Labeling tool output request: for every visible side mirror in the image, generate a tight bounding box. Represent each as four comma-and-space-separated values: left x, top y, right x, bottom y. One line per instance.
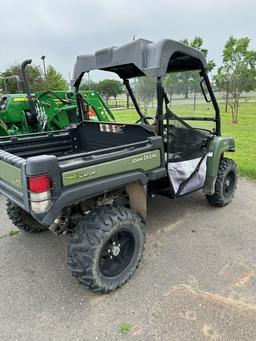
200, 79, 212, 103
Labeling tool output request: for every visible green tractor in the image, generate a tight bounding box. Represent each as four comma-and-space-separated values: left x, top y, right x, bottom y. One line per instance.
0, 60, 115, 136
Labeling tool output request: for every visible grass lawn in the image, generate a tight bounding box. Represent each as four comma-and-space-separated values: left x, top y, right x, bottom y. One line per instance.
113, 102, 256, 180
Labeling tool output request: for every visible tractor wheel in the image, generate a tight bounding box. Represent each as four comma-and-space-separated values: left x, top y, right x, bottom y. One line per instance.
6, 200, 48, 233
206, 158, 237, 207
68, 205, 145, 293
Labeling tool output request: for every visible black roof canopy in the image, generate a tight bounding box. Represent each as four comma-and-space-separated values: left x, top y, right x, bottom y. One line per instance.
72, 38, 208, 86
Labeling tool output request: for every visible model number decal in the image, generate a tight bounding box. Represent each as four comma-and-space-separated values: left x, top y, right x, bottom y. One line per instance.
65, 169, 96, 182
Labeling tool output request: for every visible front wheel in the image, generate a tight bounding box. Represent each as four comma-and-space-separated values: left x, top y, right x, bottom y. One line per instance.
206, 157, 237, 207
68, 206, 145, 292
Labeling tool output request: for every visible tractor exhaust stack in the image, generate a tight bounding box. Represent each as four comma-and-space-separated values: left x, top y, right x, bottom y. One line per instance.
21, 59, 38, 128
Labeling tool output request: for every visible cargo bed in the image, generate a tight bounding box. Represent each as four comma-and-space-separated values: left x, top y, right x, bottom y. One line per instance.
0, 121, 155, 158
0, 121, 166, 225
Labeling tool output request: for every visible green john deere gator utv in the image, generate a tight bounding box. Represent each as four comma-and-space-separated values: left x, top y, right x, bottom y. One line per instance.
0, 60, 115, 136
0, 38, 238, 292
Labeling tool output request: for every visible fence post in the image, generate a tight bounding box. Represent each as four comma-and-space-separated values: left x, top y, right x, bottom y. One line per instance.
169, 92, 173, 107
126, 93, 129, 108
225, 88, 229, 113
193, 86, 197, 111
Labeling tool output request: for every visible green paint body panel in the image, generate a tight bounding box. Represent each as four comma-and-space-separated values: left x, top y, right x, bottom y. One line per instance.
0, 90, 115, 136
82, 91, 116, 121
0, 160, 22, 189
62, 150, 161, 187
206, 136, 235, 177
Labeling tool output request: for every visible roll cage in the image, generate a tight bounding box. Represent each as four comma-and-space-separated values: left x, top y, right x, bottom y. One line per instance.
72, 38, 221, 136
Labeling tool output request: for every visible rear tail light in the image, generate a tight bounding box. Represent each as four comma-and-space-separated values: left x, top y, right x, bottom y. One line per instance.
28, 175, 52, 213
29, 176, 51, 192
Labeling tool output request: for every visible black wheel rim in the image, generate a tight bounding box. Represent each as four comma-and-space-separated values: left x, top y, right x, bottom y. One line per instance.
223, 171, 235, 198
99, 229, 135, 277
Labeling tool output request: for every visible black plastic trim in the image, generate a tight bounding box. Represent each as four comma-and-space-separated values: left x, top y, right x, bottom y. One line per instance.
32, 171, 148, 225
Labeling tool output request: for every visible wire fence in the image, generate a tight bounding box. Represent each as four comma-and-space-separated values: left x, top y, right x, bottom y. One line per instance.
107, 80, 256, 112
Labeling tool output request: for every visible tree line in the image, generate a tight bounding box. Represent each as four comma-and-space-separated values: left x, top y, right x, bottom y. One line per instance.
214, 36, 256, 123
1, 35, 256, 123
0, 64, 67, 93
135, 36, 256, 123
80, 79, 123, 100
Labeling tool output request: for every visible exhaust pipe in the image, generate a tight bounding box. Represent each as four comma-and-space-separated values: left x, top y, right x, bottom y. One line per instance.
21, 59, 38, 122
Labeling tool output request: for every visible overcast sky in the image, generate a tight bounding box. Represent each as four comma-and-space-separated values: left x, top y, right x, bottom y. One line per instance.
0, 0, 255, 81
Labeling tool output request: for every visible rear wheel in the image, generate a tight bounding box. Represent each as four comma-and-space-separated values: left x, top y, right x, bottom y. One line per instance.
206, 158, 237, 207
6, 200, 48, 232
68, 206, 145, 292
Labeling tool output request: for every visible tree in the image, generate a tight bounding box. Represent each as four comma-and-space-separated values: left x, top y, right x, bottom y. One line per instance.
0, 63, 67, 93
0, 64, 44, 93
184, 37, 216, 72
97, 79, 123, 99
214, 36, 256, 123
135, 76, 155, 114
44, 65, 67, 90
79, 80, 100, 92
165, 37, 216, 99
